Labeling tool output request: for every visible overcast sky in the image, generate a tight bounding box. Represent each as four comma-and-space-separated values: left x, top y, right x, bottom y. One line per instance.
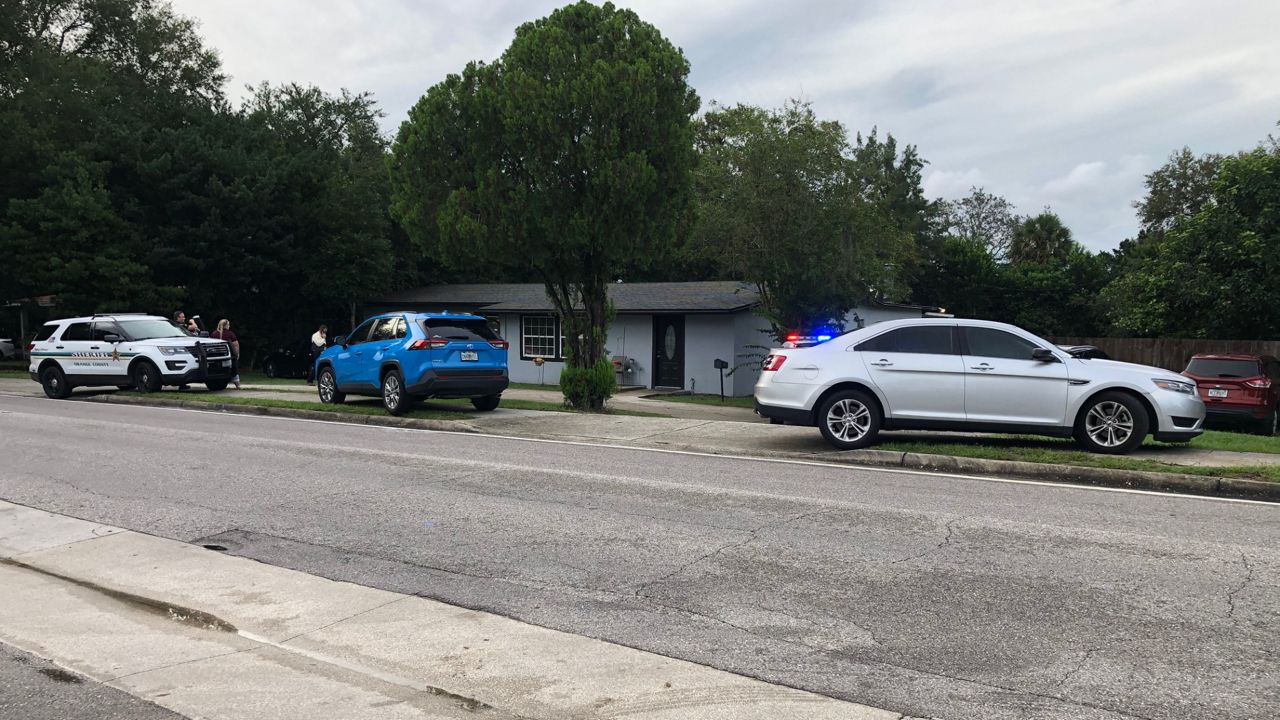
169, 0, 1279, 251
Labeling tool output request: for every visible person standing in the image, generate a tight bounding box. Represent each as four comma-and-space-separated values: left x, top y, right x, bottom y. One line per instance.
307, 324, 328, 385
211, 319, 241, 390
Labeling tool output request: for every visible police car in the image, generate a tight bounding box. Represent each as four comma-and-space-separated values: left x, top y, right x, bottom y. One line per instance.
28, 314, 235, 399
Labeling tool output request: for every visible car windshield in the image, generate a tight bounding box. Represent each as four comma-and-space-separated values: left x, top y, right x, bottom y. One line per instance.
1185, 358, 1260, 378
117, 319, 190, 341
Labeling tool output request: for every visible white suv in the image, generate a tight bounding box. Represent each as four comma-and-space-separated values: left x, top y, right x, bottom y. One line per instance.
754, 319, 1205, 455
28, 314, 235, 399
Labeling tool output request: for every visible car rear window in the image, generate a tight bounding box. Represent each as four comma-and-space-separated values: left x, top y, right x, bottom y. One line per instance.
33, 325, 57, 342
421, 319, 497, 341
1185, 358, 1261, 378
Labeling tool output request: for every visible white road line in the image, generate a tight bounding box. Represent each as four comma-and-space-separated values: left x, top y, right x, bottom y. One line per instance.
2, 392, 1277, 508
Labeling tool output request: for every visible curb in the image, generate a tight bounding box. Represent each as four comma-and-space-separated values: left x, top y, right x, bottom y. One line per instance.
72, 393, 1280, 503
76, 393, 481, 435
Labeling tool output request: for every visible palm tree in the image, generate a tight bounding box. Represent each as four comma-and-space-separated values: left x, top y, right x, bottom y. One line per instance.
1009, 211, 1074, 265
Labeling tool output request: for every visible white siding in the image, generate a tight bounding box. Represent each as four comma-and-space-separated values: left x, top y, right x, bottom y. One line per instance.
605, 314, 652, 388
683, 314, 737, 396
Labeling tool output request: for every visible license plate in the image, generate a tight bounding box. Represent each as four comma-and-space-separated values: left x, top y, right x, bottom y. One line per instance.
460, 351, 478, 362
1208, 388, 1228, 398
220, 360, 231, 368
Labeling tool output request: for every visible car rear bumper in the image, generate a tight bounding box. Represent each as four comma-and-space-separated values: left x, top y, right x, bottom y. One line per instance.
1204, 404, 1269, 419
754, 399, 812, 425
408, 369, 508, 398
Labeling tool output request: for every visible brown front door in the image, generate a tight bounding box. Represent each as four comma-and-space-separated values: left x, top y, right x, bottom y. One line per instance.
653, 315, 684, 388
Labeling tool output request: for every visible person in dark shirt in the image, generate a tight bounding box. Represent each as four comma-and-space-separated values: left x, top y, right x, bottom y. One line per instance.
211, 319, 241, 390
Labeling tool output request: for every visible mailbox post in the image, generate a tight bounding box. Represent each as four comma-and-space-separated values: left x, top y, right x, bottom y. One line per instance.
713, 358, 729, 401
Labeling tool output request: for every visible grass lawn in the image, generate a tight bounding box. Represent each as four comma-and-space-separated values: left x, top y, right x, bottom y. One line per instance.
0, 369, 29, 379
876, 434, 1280, 483
114, 389, 669, 419
1187, 429, 1280, 454
644, 393, 755, 409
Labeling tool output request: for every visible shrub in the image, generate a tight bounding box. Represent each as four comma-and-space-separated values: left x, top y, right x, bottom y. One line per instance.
559, 359, 617, 411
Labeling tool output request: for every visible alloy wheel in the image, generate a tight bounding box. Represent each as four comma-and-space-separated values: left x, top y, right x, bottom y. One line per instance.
1085, 401, 1134, 448
319, 371, 335, 402
825, 398, 871, 443
383, 374, 401, 410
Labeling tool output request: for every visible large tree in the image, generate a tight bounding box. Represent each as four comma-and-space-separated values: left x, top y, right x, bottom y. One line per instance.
1105, 143, 1280, 338
940, 187, 1018, 260
1134, 147, 1222, 235
691, 100, 910, 340
390, 1, 699, 409
1008, 210, 1074, 265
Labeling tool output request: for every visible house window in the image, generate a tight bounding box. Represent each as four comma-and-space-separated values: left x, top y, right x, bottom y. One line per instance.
521, 315, 562, 360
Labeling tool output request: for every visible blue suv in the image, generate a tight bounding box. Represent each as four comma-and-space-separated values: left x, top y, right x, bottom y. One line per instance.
315, 312, 509, 415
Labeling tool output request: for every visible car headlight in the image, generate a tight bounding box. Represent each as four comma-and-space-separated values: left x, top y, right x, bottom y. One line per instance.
1152, 378, 1194, 394
159, 346, 193, 356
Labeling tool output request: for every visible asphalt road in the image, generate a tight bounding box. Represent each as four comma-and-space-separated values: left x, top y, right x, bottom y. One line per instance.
0, 641, 186, 720
0, 394, 1276, 720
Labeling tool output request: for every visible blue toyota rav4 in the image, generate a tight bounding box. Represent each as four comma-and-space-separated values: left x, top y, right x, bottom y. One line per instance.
315, 312, 509, 415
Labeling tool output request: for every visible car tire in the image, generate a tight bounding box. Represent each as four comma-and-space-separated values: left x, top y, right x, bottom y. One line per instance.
816, 389, 881, 450
264, 361, 277, 378
471, 394, 501, 412
131, 360, 162, 394
1075, 392, 1149, 455
40, 365, 72, 400
381, 370, 410, 416
317, 367, 344, 404
1258, 406, 1279, 437
205, 379, 228, 392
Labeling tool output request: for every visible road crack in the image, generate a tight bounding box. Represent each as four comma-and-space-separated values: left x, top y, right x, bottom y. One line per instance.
890, 517, 962, 565
1225, 552, 1255, 620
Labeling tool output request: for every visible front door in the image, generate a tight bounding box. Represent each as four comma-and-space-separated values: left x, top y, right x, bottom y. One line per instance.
960, 326, 1070, 426
855, 324, 965, 420
653, 315, 685, 389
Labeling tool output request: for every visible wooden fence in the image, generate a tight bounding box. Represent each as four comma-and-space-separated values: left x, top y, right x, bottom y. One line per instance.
1049, 336, 1280, 372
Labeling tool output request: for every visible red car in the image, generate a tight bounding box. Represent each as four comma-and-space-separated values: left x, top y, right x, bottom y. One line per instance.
1182, 353, 1280, 435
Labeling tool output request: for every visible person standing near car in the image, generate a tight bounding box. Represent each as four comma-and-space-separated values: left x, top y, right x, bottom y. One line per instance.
307, 324, 327, 385
211, 319, 241, 390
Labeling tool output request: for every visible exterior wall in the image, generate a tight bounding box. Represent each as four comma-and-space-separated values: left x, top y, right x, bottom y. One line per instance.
605, 314, 653, 388
731, 312, 773, 396
683, 314, 738, 396
497, 312, 564, 386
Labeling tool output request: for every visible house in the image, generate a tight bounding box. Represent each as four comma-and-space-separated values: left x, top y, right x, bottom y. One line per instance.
366, 282, 938, 396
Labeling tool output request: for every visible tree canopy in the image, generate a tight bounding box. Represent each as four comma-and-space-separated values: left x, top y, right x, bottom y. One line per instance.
390, 1, 699, 407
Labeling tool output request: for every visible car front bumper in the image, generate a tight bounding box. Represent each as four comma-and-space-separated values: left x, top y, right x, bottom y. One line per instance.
162, 356, 235, 385
1149, 391, 1206, 441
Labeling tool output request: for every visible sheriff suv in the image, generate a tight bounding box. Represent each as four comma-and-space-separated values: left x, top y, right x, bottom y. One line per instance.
28, 314, 235, 398
315, 311, 509, 415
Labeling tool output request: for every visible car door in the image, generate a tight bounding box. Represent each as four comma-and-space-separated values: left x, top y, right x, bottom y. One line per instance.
359, 317, 403, 387
854, 324, 965, 421
334, 319, 375, 389
90, 320, 130, 382
56, 321, 95, 381
961, 326, 1069, 426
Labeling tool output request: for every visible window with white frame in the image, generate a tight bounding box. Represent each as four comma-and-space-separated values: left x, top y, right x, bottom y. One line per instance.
521, 315, 562, 360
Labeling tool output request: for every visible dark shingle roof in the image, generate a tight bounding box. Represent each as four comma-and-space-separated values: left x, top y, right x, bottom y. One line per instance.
371, 282, 760, 314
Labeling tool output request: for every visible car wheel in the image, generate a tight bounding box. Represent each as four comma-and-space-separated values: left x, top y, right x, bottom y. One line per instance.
317, 367, 345, 404
817, 389, 881, 450
381, 370, 410, 416
205, 379, 228, 392
131, 361, 162, 394
40, 365, 72, 400
471, 394, 501, 412
1075, 392, 1149, 455
264, 361, 277, 378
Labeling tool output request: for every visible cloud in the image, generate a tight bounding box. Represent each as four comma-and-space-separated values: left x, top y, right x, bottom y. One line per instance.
167, 0, 1280, 250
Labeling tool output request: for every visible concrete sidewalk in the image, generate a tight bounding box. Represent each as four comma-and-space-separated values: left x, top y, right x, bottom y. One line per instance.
0, 501, 898, 720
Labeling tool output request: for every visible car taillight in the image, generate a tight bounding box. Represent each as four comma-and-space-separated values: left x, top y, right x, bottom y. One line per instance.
490, 340, 509, 349
1245, 377, 1272, 389
26, 343, 34, 351
408, 338, 450, 350
785, 333, 799, 342
762, 355, 786, 371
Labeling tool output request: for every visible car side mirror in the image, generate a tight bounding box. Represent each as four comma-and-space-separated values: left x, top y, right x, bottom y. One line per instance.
334, 335, 347, 347
103, 334, 121, 343
1032, 348, 1061, 363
